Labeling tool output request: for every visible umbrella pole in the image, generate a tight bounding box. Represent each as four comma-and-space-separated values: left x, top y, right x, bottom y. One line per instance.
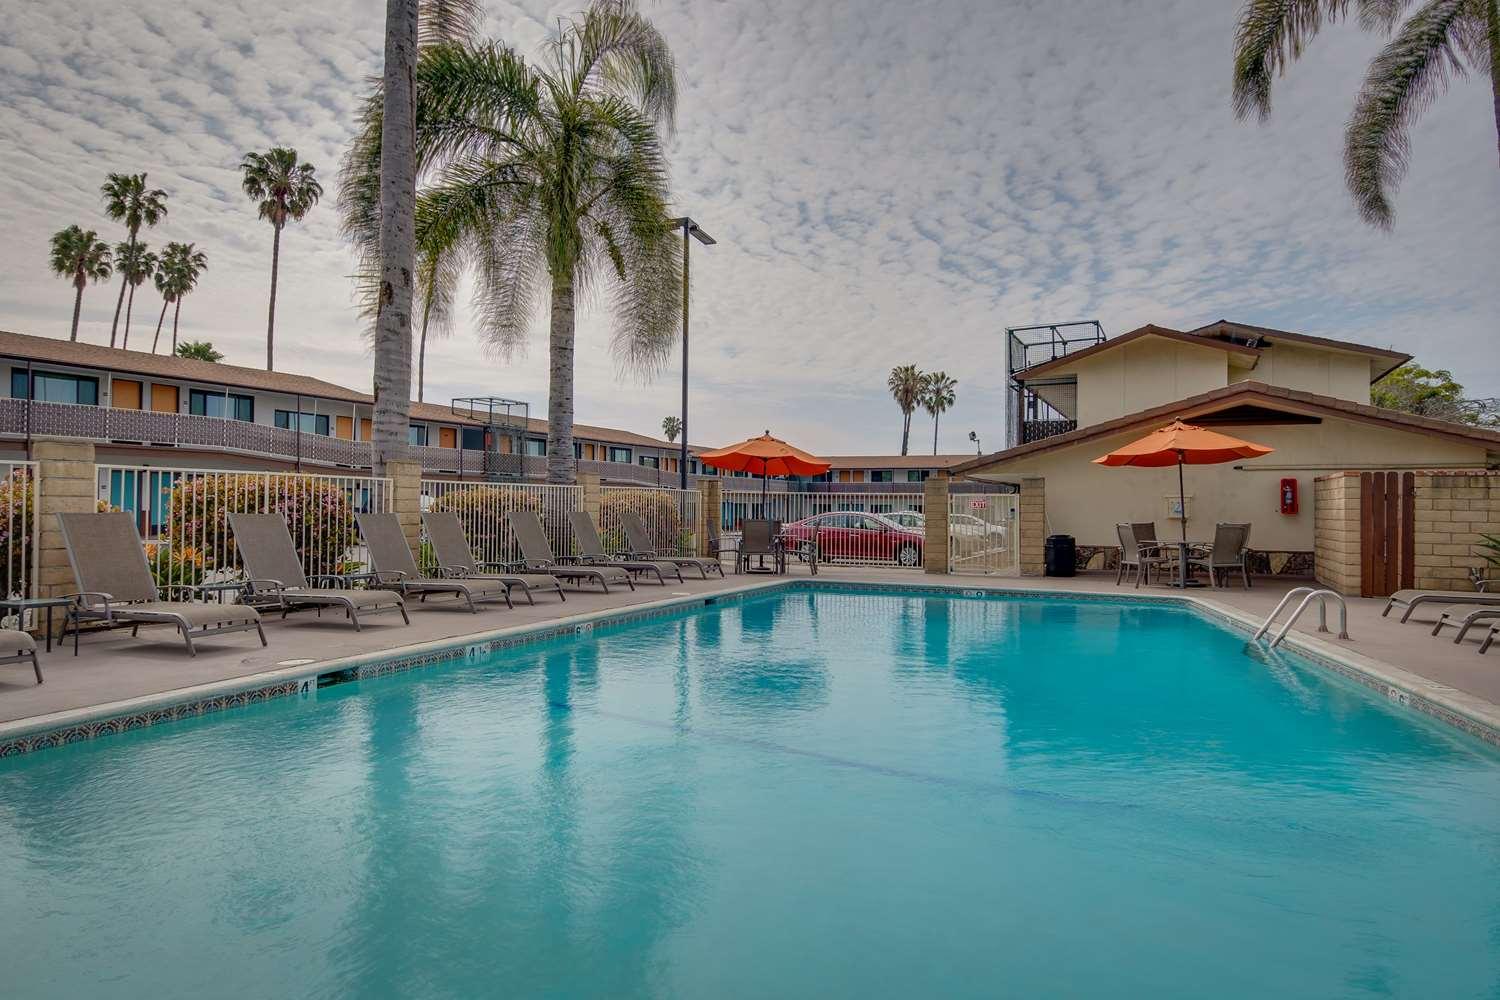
1177, 451, 1188, 587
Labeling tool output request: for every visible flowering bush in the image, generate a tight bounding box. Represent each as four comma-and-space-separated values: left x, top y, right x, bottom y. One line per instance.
0, 468, 34, 598
163, 474, 359, 578
144, 543, 207, 590
428, 485, 556, 564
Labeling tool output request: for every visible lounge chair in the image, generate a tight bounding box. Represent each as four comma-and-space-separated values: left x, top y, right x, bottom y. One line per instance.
1116, 522, 1168, 588
56, 511, 266, 657
421, 511, 566, 604
1383, 588, 1500, 624
356, 512, 512, 612
621, 510, 724, 578
1430, 605, 1500, 645
1482, 625, 1496, 655
736, 519, 784, 574
506, 511, 634, 593
1184, 522, 1252, 589
567, 511, 681, 585
0, 629, 41, 684
228, 513, 409, 630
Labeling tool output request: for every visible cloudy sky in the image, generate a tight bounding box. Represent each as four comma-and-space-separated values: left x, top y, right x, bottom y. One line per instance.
0, 0, 1495, 455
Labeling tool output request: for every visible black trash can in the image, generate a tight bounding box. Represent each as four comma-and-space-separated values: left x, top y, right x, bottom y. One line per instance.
1044, 534, 1076, 577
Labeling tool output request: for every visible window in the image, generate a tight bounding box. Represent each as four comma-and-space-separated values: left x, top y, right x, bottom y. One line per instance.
274, 410, 330, 435
869, 470, 894, 483
12, 369, 99, 405
189, 389, 253, 422
460, 427, 485, 450
638, 454, 659, 469
524, 438, 547, 457
905, 470, 929, 482
409, 424, 429, 446
607, 446, 632, 463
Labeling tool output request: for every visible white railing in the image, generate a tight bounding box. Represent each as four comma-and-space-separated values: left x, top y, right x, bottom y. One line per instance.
721, 490, 927, 568
97, 465, 392, 588
420, 479, 582, 568
599, 486, 702, 557
0, 461, 40, 613
948, 493, 1019, 575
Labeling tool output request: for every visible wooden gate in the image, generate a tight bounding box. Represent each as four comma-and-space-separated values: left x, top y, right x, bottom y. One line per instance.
1359, 471, 1414, 598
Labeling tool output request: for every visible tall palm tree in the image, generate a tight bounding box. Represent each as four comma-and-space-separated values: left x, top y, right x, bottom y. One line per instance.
888, 364, 925, 456
661, 415, 681, 442
49, 226, 112, 342
114, 241, 157, 350
921, 371, 957, 455
1232, 0, 1500, 228
100, 173, 168, 347
342, 0, 683, 483
240, 147, 323, 370
150, 242, 207, 354
413, 234, 461, 402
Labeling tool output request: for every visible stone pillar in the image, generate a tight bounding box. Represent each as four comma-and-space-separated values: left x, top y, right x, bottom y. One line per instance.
578, 471, 602, 523
1313, 472, 1361, 595
386, 460, 424, 557
35, 439, 98, 635
922, 474, 950, 574
699, 479, 722, 557
1019, 477, 1046, 577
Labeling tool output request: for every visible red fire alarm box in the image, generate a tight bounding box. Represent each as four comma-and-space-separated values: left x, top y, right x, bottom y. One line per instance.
1279, 478, 1298, 515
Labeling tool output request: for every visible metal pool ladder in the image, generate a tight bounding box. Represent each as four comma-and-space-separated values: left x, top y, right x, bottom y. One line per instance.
1253, 587, 1350, 648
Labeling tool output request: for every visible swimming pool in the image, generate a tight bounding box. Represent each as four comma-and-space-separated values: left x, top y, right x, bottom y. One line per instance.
2, 588, 1497, 998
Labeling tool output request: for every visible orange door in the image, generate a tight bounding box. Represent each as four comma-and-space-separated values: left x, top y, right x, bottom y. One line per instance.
359, 418, 372, 441
439, 426, 457, 448
335, 415, 353, 440
150, 384, 179, 413
112, 379, 142, 409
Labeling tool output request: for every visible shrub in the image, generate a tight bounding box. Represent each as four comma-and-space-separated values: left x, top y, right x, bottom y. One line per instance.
144, 543, 207, 590
599, 489, 689, 556
0, 468, 34, 597
163, 473, 360, 578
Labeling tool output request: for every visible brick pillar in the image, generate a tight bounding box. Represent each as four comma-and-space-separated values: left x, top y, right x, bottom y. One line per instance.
35, 439, 98, 635
1412, 471, 1500, 591
923, 474, 950, 574
1019, 477, 1046, 577
699, 479, 722, 557
1313, 472, 1361, 595
578, 471, 601, 523
387, 460, 423, 556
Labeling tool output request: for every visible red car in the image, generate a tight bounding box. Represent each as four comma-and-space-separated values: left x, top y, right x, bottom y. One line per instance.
778, 511, 924, 567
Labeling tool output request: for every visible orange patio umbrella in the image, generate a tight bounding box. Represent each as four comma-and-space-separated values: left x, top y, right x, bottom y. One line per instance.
1094, 419, 1273, 585
697, 430, 832, 505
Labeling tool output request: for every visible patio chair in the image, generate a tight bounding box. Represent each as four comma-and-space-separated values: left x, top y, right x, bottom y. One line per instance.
736, 519, 784, 574
621, 510, 725, 578
567, 511, 680, 585
507, 511, 634, 593
0, 629, 41, 684
356, 513, 512, 612
1483, 625, 1496, 655
1184, 522, 1253, 589
1429, 605, 1500, 645
228, 513, 409, 630
1115, 522, 1168, 588
1383, 588, 1500, 624
56, 511, 266, 657
421, 512, 566, 604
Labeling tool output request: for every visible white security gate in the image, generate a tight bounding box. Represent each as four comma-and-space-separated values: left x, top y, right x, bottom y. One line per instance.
948, 493, 1019, 574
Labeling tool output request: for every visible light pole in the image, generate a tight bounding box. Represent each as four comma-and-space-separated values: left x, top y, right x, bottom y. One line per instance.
670, 216, 715, 490
968, 429, 981, 455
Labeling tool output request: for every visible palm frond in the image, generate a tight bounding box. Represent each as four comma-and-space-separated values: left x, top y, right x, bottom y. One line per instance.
1233, 0, 1360, 120
556, 0, 677, 130
419, 0, 483, 48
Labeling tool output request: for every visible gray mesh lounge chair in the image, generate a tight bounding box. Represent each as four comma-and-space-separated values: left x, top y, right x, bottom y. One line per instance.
1483, 625, 1496, 655
568, 511, 680, 585
228, 513, 409, 629
1430, 605, 1500, 645
1116, 522, 1169, 588
507, 511, 633, 593
621, 511, 724, 578
1184, 522, 1252, 589
1383, 586, 1500, 623
56, 511, 266, 657
0, 629, 41, 684
356, 513, 511, 612
736, 519, 783, 574
421, 512, 566, 604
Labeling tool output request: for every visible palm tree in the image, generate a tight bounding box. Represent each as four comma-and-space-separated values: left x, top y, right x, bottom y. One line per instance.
100, 173, 168, 347
240, 147, 323, 370
176, 340, 224, 362
661, 415, 682, 442
1232, 0, 1500, 228
887, 364, 925, 455
114, 241, 157, 350
920, 371, 957, 455
413, 234, 461, 402
49, 226, 112, 342
342, 0, 682, 483
150, 242, 207, 353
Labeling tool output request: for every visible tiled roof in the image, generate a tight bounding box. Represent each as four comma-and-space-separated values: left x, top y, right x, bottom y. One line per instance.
817, 455, 975, 469
1186, 320, 1411, 380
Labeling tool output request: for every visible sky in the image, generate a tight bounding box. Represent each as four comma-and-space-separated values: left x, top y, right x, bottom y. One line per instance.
0, 0, 1495, 456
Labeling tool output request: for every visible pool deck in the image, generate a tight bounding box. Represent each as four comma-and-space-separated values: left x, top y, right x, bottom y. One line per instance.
2, 566, 1496, 746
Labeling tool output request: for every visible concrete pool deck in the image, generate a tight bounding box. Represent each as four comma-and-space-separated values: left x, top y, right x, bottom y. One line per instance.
1, 566, 1496, 749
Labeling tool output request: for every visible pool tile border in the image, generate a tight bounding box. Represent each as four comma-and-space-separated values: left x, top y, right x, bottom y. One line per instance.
2, 576, 1497, 757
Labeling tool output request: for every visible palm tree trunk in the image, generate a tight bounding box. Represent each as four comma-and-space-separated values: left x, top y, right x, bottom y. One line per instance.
900, 411, 909, 456
266, 223, 282, 370
933, 413, 940, 455
1488, 0, 1500, 169
122, 283, 136, 350
109, 274, 128, 347
171, 297, 182, 352
371, 0, 419, 477
69, 277, 84, 342
546, 278, 577, 484
152, 298, 169, 353
417, 290, 433, 403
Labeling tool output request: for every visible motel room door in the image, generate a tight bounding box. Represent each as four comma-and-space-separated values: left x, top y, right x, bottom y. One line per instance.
1359, 471, 1414, 598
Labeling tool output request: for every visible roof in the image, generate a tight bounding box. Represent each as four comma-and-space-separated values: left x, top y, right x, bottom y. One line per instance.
1187, 320, 1411, 381
953, 380, 1500, 474
818, 455, 974, 469
1013, 324, 1260, 382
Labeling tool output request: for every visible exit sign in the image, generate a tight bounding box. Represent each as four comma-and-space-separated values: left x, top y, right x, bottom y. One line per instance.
969, 498, 988, 510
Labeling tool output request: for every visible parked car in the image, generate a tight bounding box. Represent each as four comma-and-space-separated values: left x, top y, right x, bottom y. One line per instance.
886, 510, 924, 529
949, 512, 1006, 538
779, 511, 924, 567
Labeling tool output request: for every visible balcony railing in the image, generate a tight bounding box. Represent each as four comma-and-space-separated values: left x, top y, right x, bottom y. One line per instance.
1019, 418, 1077, 444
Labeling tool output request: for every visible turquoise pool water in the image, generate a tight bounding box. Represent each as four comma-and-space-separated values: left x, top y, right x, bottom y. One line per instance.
2, 589, 1498, 998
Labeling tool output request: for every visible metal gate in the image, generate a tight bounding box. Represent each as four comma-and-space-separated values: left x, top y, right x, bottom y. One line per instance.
948, 492, 1019, 574
720, 490, 927, 567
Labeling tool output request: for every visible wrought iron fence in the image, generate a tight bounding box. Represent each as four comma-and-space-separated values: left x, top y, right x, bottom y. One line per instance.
947, 493, 1019, 574
721, 490, 927, 568
419, 480, 582, 568
0, 461, 40, 615
599, 486, 702, 557
96, 465, 392, 589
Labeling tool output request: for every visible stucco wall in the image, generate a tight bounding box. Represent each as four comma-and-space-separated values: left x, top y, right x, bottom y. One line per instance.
967, 416, 1488, 553
1232, 344, 1370, 403
1072, 339, 1229, 427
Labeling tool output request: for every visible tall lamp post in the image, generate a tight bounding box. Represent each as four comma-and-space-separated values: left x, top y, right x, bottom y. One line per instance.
670, 216, 715, 490
968, 430, 981, 455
